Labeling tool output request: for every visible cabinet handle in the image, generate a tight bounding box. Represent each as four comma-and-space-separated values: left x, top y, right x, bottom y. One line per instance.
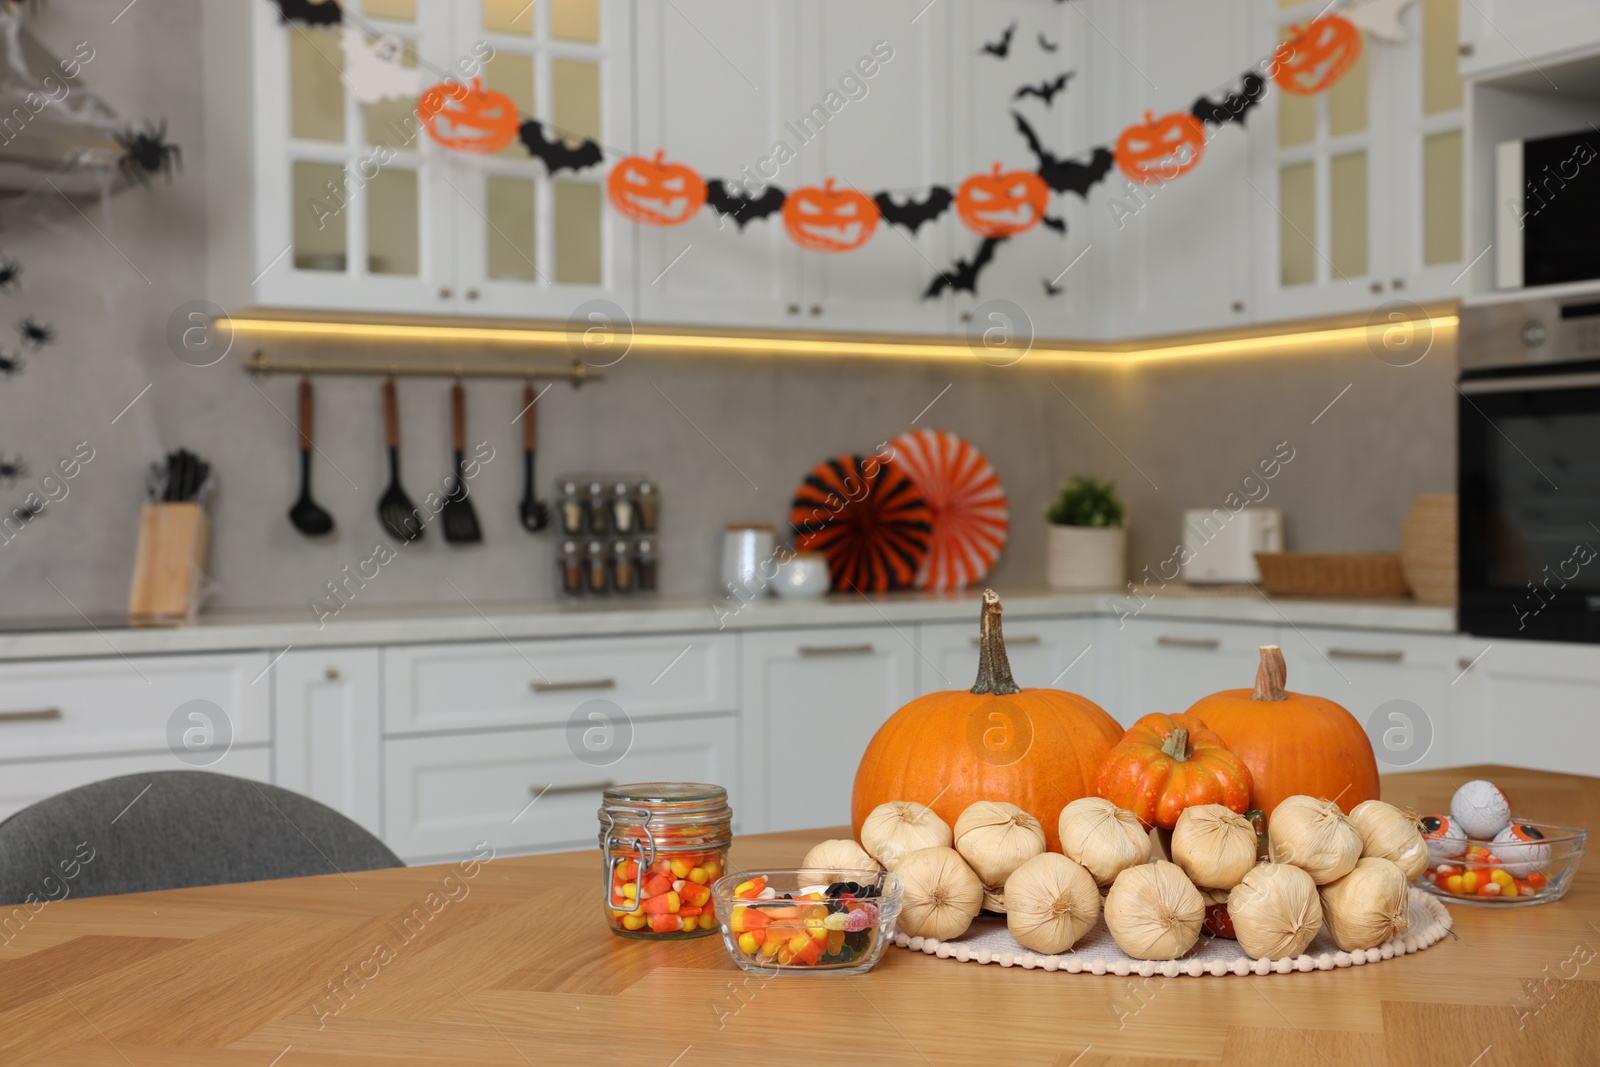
1156, 636, 1220, 650
786, 303, 801, 315
324, 666, 341, 681
531, 678, 618, 693
1231, 300, 1246, 314
809, 304, 822, 316
0, 707, 61, 723
1457, 657, 1477, 670
798, 643, 875, 657
972, 634, 1041, 646
1391, 278, 1405, 290
1327, 648, 1404, 663
466, 288, 480, 300
1369, 281, 1384, 294
1459, 42, 1475, 57
439, 286, 453, 299
532, 780, 615, 797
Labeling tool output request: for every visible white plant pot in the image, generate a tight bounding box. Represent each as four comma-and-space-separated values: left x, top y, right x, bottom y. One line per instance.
1045, 525, 1126, 590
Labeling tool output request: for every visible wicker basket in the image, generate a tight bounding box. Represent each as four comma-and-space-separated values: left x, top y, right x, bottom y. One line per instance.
1399, 494, 1458, 607
1254, 552, 1412, 599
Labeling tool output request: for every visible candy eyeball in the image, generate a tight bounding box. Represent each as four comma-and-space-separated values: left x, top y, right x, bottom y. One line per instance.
1419, 814, 1466, 863
1492, 823, 1552, 878
1450, 780, 1511, 840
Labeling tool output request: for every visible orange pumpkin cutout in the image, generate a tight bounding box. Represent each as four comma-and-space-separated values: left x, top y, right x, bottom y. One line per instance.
1273, 15, 1364, 96
782, 179, 879, 252
417, 78, 521, 154
608, 151, 707, 226
955, 164, 1051, 238
1095, 712, 1254, 830
1115, 110, 1207, 183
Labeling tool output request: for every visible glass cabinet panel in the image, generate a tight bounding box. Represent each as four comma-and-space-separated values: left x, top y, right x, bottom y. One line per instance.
484, 51, 535, 158
1423, 130, 1463, 266
290, 29, 345, 142
484, 0, 535, 36
487, 176, 538, 281
1329, 150, 1368, 280
552, 59, 601, 144
293, 161, 349, 271
367, 168, 420, 276
1422, 0, 1463, 115
1279, 162, 1317, 288
363, 0, 416, 21
361, 36, 421, 148
552, 0, 600, 42
1327, 46, 1368, 137
1279, 93, 1315, 149
554, 181, 602, 285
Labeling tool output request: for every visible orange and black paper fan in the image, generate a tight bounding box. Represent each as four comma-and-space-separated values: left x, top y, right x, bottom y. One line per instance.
790, 454, 932, 593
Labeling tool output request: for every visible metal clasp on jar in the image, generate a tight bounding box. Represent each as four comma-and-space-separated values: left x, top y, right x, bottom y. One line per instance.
599, 806, 656, 914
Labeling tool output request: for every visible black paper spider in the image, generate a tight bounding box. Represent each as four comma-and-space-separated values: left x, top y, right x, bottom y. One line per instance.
0, 350, 23, 377
9, 499, 42, 524
0, 455, 27, 488
0, 258, 20, 293
115, 119, 181, 186
16, 317, 52, 349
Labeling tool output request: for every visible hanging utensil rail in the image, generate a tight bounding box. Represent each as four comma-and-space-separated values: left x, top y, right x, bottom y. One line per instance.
241, 350, 603, 384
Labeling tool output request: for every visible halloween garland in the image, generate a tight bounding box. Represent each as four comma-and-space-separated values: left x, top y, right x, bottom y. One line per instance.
271, 0, 1370, 297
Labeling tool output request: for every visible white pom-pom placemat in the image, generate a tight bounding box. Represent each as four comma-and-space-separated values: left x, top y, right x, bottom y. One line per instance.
892, 887, 1451, 976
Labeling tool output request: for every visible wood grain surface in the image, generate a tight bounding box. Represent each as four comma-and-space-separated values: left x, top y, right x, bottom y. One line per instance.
0, 765, 1595, 1066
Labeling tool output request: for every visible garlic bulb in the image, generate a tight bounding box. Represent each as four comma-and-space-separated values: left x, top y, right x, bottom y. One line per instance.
1227, 863, 1323, 960
1059, 797, 1152, 887
1170, 804, 1258, 890
895, 846, 984, 941
954, 801, 1047, 888
1348, 800, 1429, 879
800, 838, 881, 881
1319, 857, 1411, 952
1004, 853, 1100, 955
1267, 795, 1363, 885
1103, 860, 1204, 960
860, 801, 953, 871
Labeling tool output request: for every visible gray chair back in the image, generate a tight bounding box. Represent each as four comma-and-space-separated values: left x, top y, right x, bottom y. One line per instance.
0, 771, 402, 907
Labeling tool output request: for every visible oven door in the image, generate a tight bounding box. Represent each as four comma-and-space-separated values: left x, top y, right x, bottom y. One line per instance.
1459, 366, 1600, 642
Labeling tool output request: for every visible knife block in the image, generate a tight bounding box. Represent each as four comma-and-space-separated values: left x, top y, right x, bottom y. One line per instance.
128, 502, 210, 626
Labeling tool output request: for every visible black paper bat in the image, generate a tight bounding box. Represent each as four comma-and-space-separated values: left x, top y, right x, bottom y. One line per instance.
16, 317, 53, 350
0, 258, 19, 293
273, 0, 343, 25
1011, 111, 1115, 198
1191, 71, 1267, 128
705, 179, 787, 229
924, 237, 1004, 299
518, 121, 603, 174
981, 22, 1017, 58
1014, 72, 1075, 106
1040, 215, 1066, 234
1043, 277, 1063, 296
1038, 33, 1059, 53
874, 188, 954, 234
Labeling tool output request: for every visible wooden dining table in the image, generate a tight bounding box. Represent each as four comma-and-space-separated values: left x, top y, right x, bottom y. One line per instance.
0, 764, 1596, 1066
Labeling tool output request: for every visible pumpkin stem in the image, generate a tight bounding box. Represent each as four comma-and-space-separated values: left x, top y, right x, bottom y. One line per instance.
1251, 644, 1288, 701
1160, 727, 1191, 762
970, 589, 1022, 696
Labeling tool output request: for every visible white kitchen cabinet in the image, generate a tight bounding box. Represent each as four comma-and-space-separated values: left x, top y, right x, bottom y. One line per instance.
1449, 638, 1600, 778
739, 626, 918, 832
1457, 0, 1600, 80
0, 748, 274, 824
273, 648, 383, 837
383, 712, 737, 862
1109, 618, 1280, 725
917, 617, 1100, 702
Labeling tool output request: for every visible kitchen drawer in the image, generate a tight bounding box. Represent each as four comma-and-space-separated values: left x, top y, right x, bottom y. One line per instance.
1111, 619, 1281, 726
383, 713, 738, 861
0, 653, 271, 763
382, 634, 736, 736
0, 746, 272, 823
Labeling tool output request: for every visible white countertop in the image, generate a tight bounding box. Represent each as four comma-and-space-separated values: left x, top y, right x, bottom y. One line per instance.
0, 586, 1457, 661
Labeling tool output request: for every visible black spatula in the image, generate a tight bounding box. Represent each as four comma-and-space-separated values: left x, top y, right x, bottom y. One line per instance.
518, 382, 549, 533
441, 381, 482, 544
377, 379, 423, 542
288, 379, 335, 536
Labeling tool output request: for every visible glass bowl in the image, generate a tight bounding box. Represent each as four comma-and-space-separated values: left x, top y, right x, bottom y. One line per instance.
1416, 820, 1586, 906
711, 868, 903, 976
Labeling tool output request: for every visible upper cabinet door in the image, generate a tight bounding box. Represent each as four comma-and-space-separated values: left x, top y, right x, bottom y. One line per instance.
1096, 0, 1257, 339
633, 0, 805, 330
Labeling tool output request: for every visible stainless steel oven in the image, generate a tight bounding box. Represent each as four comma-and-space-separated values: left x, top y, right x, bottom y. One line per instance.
1459, 296, 1600, 642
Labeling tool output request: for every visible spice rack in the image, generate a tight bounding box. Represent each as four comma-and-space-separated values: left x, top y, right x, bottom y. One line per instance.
556, 474, 658, 597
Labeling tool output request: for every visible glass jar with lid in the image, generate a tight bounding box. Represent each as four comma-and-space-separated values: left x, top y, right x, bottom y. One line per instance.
600, 782, 732, 939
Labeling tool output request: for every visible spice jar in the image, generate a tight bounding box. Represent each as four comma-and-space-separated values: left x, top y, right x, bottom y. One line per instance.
601, 783, 732, 939
558, 539, 583, 596
611, 538, 635, 593
586, 539, 608, 594
586, 481, 610, 536
611, 482, 636, 534
558, 481, 585, 536
636, 481, 659, 533
637, 538, 658, 592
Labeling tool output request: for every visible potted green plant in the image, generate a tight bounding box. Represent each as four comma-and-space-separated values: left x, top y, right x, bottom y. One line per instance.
1044, 476, 1127, 589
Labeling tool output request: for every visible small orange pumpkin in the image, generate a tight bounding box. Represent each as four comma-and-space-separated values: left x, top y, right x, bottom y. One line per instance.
1096, 713, 1254, 829
782, 178, 879, 252
1115, 110, 1207, 183
417, 77, 521, 154
851, 590, 1123, 853
954, 163, 1051, 238
1272, 15, 1364, 96
1184, 645, 1380, 820
608, 150, 707, 226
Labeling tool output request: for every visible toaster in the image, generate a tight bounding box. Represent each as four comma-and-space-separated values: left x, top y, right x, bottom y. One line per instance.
1180, 508, 1283, 584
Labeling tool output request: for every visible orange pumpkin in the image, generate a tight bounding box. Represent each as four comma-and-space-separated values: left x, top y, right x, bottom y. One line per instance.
1095, 713, 1254, 829
418, 77, 521, 154
1272, 15, 1364, 96
782, 179, 879, 252
851, 590, 1123, 853
1184, 645, 1380, 821
1115, 110, 1207, 183
955, 163, 1051, 238
608, 150, 707, 226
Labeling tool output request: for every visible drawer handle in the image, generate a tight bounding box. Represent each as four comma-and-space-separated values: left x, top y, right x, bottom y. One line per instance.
972, 634, 1042, 646
531, 678, 617, 693
1156, 636, 1220, 650
798, 643, 875, 657
1327, 648, 1404, 663
532, 780, 615, 797
0, 707, 62, 723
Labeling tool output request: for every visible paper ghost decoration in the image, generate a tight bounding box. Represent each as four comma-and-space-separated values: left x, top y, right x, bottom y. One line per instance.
1342, 0, 1419, 43
340, 26, 421, 105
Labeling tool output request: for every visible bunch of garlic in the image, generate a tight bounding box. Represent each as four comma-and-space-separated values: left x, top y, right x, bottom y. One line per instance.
1003, 853, 1100, 955
895, 846, 984, 941
1103, 860, 1204, 960
800, 838, 881, 882
1348, 799, 1429, 879
1227, 862, 1323, 960
1059, 797, 1152, 887
1267, 795, 1362, 884
1319, 857, 1410, 952
860, 801, 953, 871
954, 801, 1047, 909
1170, 804, 1258, 890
